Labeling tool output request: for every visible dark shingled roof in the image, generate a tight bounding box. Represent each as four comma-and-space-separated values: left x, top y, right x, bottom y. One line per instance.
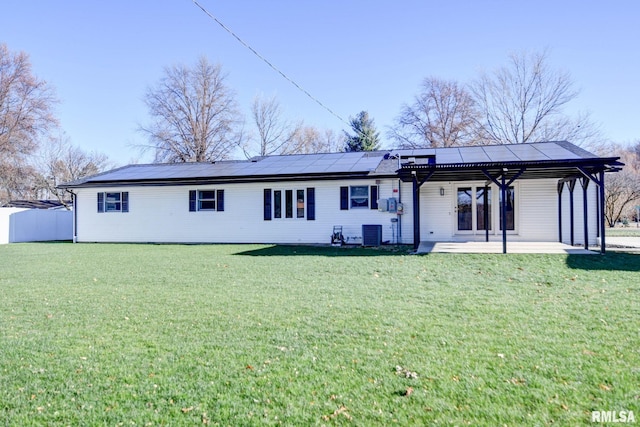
6, 200, 71, 209
59, 141, 622, 188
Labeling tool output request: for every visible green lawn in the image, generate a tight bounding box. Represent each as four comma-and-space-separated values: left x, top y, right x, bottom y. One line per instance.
1, 243, 638, 426
607, 226, 640, 237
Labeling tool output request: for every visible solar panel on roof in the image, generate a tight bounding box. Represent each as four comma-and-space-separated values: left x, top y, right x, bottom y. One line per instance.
533, 143, 581, 160
458, 146, 491, 163
506, 144, 550, 161
435, 149, 464, 164
481, 145, 518, 162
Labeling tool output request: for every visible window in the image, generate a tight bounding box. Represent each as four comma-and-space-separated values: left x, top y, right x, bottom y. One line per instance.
285, 190, 293, 218
340, 185, 378, 210
198, 190, 216, 210
350, 186, 369, 208
264, 188, 315, 220
274, 190, 282, 218
189, 190, 225, 212
296, 189, 305, 218
476, 187, 492, 231
97, 192, 128, 213
499, 186, 515, 231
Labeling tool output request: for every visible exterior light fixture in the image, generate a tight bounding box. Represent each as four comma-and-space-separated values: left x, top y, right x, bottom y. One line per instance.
440, 187, 445, 196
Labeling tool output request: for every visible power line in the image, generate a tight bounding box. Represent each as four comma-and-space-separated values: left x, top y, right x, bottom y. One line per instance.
191, 0, 347, 126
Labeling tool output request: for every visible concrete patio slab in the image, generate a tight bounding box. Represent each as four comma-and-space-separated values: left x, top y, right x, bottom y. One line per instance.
416, 241, 596, 254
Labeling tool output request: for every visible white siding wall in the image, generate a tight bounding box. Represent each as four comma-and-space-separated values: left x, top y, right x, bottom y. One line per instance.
517, 179, 557, 242
420, 182, 454, 241
559, 180, 599, 245
75, 179, 406, 244
74, 177, 602, 246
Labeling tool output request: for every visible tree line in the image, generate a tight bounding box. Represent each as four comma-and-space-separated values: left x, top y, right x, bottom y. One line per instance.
1, 43, 638, 224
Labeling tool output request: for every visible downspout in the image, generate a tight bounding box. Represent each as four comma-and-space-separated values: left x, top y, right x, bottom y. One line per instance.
66, 189, 77, 243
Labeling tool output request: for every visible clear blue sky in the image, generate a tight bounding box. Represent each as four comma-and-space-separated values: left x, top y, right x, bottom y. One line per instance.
2, 0, 639, 164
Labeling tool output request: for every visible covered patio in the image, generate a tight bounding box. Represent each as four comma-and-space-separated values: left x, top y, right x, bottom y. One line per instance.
396, 142, 623, 254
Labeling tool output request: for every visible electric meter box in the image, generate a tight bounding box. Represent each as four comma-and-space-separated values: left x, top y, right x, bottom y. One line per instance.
377, 199, 388, 212
388, 197, 398, 213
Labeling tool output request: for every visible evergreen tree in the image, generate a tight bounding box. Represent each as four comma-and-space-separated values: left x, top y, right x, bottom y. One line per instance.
343, 111, 380, 152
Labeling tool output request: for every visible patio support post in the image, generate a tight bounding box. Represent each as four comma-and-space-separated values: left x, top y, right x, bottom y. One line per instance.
412, 175, 420, 251
481, 167, 524, 255
596, 187, 600, 239
557, 181, 564, 243
501, 172, 507, 254
568, 179, 576, 246
581, 177, 590, 249
599, 170, 606, 254
484, 185, 489, 242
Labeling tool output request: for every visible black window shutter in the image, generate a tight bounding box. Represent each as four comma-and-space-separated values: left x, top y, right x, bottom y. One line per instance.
97, 192, 104, 213
189, 190, 197, 212
217, 190, 224, 212
263, 188, 272, 220
370, 186, 378, 210
121, 192, 129, 212
307, 187, 315, 220
340, 186, 348, 210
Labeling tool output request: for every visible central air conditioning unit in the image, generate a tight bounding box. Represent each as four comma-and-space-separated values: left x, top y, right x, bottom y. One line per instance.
362, 224, 382, 247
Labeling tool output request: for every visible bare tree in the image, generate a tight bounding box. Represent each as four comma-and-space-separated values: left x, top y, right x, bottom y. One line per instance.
34, 135, 112, 208
0, 162, 40, 204
390, 77, 478, 148
471, 50, 578, 144
288, 126, 342, 154
604, 143, 640, 226
241, 94, 302, 158
0, 44, 58, 205
534, 111, 604, 150
139, 57, 243, 162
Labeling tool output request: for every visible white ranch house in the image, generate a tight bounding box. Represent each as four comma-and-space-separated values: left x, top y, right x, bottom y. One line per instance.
59, 141, 622, 253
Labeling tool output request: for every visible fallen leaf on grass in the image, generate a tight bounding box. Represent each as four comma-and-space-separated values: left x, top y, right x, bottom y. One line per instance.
322, 405, 352, 421
599, 383, 612, 391
182, 406, 194, 413
508, 377, 526, 385
403, 387, 414, 396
